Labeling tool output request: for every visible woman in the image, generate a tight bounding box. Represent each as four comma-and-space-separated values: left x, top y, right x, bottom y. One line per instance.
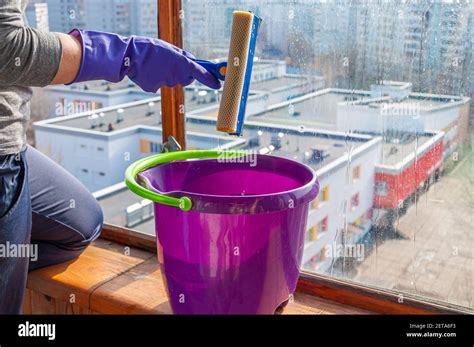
0, 0, 221, 314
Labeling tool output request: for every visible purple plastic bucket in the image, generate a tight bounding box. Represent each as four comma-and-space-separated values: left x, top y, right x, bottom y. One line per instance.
132, 152, 318, 314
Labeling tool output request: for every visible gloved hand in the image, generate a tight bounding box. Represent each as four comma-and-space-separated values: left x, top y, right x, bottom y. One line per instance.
68, 29, 221, 92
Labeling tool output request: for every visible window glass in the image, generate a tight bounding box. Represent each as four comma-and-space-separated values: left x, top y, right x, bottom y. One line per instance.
182, 0, 473, 310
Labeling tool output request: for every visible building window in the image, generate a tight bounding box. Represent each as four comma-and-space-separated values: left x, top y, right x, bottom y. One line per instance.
150, 142, 161, 153
308, 225, 318, 241
321, 216, 329, 232
322, 185, 330, 202
77, 167, 90, 184
311, 194, 320, 209
313, 249, 327, 263
307, 216, 329, 242
93, 171, 107, 185
307, 249, 327, 271
359, 212, 366, 225
353, 165, 361, 181
139, 139, 162, 154
375, 181, 388, 196
367, 208, 373, 220
351, 193, 360, 209
139, 139, 150, 154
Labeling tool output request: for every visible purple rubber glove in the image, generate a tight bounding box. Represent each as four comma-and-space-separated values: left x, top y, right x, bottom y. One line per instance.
69, 29, 221, 92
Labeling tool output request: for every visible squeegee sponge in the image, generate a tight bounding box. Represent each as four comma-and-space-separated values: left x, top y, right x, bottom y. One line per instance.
216, 11, 255, 134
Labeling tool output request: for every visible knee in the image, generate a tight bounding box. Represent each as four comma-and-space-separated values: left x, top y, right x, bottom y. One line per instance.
66, 197, 104, 250
79, 199, 104, 246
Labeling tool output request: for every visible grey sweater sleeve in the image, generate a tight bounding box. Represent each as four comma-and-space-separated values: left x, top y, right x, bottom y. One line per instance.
0, 0, 62, 87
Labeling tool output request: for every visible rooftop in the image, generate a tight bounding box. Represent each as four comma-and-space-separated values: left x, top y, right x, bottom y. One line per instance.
245, 123, 367, 170
373, 80, 412, 88
378, 132, 439, 167
46, 87, 223, 133
71, 79, 138, 92
183, 116, 372, 170
354, 94, 463, 110
249, 89, 372, 129
250, 75, 321, 92
249, 88, 470, 131
47, 77, 145, 94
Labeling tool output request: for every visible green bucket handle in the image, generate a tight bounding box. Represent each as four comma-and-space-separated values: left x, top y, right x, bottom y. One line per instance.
124, 149, 248, 211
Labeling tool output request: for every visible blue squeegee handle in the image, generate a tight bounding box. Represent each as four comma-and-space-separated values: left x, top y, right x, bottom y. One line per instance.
193, 59, 227, 81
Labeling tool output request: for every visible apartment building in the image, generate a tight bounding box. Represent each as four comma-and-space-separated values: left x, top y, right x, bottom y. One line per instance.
33, 94, 245, 192
44, 59, 324, 118
245, 82, 469, 270
354, 1, 472, 94
249, 83, 470, 159
301, 131, 381, 272
46, 0, 157, 37
336, 82, 470, 159
373, 131, 444, 222
45, 78, 157, 117
25, 0, 50, 31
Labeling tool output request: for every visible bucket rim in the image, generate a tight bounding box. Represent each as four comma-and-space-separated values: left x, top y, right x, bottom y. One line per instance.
143, 154, 317, 199
139, 153, 319, 214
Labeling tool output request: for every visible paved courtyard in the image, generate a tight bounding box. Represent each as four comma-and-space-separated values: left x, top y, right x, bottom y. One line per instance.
354, 149, 473, 310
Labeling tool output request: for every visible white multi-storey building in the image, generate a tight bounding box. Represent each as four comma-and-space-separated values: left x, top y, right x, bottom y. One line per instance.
46, 0, 157, 37
248, 84, 470, 159
33, 95, 245, 192
354, 1, 472, 93
26, 0, 50, 31
301, 130, 381, 272
44, 60, 324, 118
45, 78, 157, 117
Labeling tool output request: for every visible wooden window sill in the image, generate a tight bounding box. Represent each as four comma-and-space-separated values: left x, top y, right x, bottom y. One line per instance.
25, 224, 467, 315
23, 238, 370, 315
